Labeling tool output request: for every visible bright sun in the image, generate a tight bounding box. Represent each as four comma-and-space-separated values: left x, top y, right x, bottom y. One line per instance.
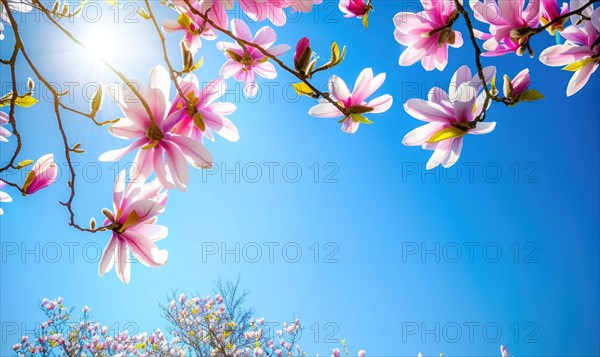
83, 30, 119, 62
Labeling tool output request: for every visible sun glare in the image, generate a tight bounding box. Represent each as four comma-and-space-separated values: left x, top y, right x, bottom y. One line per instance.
83, 29, 120, 62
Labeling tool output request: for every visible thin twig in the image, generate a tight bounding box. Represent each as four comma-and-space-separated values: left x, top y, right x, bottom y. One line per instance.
182, 0, 347, 114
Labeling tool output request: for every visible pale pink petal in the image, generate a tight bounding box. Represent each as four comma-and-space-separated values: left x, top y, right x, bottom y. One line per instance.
231, 19, 252, 41
254, 62, 278, 79
399, 47, 427, 66
131, 147, 154, 181
426, 139, 452, 170
220, 61, 243, 79
115, 239, 131, 284
253, 26, 277, 47
402, 122, 445, 146
567, 63, 598, 96
267, 44, 291, 57
469, 121, 497, 134
366, 94, 393, 113
162, 19, 183, 33
309, 103, 343, 118
122, 228, 168, 267
328, 75, 351, 101
404, 99, 454, 122
341, 117, 360, 134
169, 134, 214, 169
153, 150, 175, 190
162, 141, 189, 191
539, 45, 593, 66
98, 235, 118, 276
99, 139, 145, 162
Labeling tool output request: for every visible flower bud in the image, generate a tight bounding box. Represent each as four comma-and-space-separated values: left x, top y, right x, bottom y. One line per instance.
294, 37, 312, 74
22, 154, 58, 195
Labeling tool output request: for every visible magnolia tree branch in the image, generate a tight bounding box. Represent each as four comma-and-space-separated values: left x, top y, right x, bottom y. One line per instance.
181, 0, 348, 114
145, 0, 192, 106
30, 0, 160, 127
0, 37, 24, 173
453, 0, 598, 124
2, 0, 118, 233
530, 0, 599, 35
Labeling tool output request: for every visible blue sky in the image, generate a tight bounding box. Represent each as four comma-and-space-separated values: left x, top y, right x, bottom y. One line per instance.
1, 1, 599, 356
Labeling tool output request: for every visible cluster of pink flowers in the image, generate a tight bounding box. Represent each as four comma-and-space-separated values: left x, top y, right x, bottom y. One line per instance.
12, 297, 186, 357
15, 294, 370, 357
395, 0, 599, 170
394, 0, 599, 96
418, 345, 511, 357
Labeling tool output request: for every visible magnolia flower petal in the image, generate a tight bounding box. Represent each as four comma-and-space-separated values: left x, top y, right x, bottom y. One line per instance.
567, 62, 598, 96
170, 134, 214, 169
402, 122, 445, 146
469, 121, 497, 134
268, 44, 291, 57
366, 94, 393, 114
253, 26, 277, 47
162, 141, 189, 191
115, 240, 131, 284
442, 138, 463, 168
308, 103, 343, 118
254, 61, 278, 79
231, 19, 252, 41
341, 117, 360, 134
404, 99, 454, 122
203, 110, 240, 142
153, 150, 175, 191
98, 139, 145, 162
123, 228, 169, 267
210, 102, 237, 115
426, 139, 452, 170
328, 75, 351, 101
98, 236, 118, 277
539, 45, 592, 66
131, 146, 155, 181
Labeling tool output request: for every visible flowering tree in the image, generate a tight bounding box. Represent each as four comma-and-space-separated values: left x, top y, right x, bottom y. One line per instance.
11, 281, 515, 357
0, 0, 598, 284
11, 282, 371, 357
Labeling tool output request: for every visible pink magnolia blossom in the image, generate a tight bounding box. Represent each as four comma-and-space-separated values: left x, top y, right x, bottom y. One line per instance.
169, 75, 239, 143
402, 65, 497, 169
540, 0, 569, 35
99, 65, 213, 191
470, 0, 540, 56
394, 0, 464, 71
358, 350, 366, 357
294, 37, 313, 72
171, 0, 232, 29
500, 345, 510, 357
539, 18, 599, 96
339, 0, 369, 18
0, 111, 12, 142
216, 19, 290, 97
163, 6, 217, 54
503, 68, 531, 98
308, 68, 393, 134
239, 0, 288, 26
0, 180, 12, 215
23, 154, 58, 195
99, 170, 169, 284
473, 30, 523, 57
